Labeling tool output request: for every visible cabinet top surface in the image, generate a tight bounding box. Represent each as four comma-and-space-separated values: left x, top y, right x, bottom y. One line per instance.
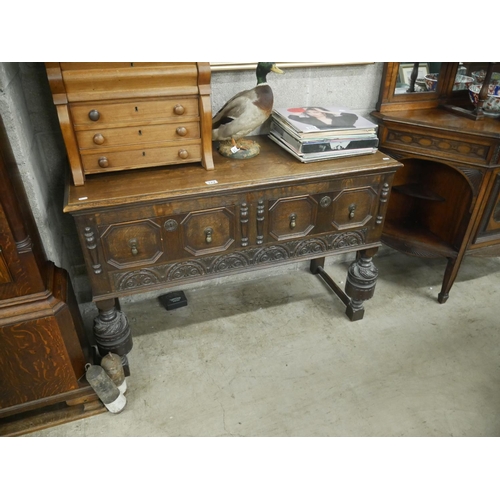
64, 137, 401, 213
373, 108, 500, 138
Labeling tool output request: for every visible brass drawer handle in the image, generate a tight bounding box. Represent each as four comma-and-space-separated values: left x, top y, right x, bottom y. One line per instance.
289, 213, 297, 229
349, 203, 357, 219
174, 104, 185, 115
98, 157, 109, 168
129, 238, 139, 256
88, 109, 100, 121
93, 133, 105, 145
205, 227, 213, 244
178, 149, 189, 159
176, 126, 187, 136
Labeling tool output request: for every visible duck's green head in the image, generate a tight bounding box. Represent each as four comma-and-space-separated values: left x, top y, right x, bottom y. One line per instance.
256, 62, 284, 84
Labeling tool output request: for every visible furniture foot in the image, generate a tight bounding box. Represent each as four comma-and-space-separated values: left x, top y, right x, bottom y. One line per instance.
438, 256, 461, 304
346, 299, 365, 321
93, 298, 133, 376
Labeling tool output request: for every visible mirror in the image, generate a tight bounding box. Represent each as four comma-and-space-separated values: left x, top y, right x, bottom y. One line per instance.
394, 62, 442, 95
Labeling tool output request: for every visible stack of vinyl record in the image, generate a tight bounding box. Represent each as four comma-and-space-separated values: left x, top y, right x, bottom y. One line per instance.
268, 106, 379, 163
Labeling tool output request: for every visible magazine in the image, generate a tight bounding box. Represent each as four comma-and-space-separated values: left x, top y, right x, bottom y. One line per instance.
268, 134, 377, 163
273, 106, 378, 136
269, 120, 379, 155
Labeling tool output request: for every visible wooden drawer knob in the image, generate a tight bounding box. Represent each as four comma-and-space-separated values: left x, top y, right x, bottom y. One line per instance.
93, 133, 105, 145
205, 227, 213, 244
98, 157, 109, 168
178, 149, 189, 159
289, 213, 297, 229
88, 109, 100, 121
176, 126, 187, 136
173, 104, 185, 115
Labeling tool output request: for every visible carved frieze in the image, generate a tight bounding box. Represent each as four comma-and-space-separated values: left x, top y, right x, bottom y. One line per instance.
112, 229, 368, 292
386, 130, 489, 162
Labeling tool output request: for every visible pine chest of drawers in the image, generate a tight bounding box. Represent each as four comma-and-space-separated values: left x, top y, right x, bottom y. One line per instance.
64, 137, 401, 372
46, 62, 214, 186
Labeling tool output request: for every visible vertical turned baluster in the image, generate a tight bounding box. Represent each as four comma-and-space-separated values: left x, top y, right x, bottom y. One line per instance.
93, 298, 133, 376
344, 250, 379, 321
240, 202, 249, 247
376, 182, 390, 225
84, 226, 102, 274
256, 200, 265, 245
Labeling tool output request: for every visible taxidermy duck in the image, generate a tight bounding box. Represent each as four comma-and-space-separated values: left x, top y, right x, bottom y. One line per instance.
212, 62, 284, 158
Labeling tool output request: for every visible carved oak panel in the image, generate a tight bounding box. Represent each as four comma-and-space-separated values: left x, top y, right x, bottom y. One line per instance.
180, 207, 236, 256
100, 219, 164, 269
331, 187, 377, 230
268, 195, 317, 241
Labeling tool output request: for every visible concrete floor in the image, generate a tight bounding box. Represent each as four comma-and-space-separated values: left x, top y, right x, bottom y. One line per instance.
28, 248, 500, 437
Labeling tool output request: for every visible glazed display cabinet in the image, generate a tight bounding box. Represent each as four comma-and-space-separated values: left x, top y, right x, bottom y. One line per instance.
372, 62, 500, 303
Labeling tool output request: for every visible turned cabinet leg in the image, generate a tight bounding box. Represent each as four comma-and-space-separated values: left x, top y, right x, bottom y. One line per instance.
93, 298, 133, 376
438, 256, 462, 304
344, 249, 379, 321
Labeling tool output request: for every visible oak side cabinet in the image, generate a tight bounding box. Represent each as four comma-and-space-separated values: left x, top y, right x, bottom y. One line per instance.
63, 137, 402, 373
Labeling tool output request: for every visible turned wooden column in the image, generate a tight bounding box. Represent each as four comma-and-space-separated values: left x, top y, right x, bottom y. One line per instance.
93, 298, 133, 376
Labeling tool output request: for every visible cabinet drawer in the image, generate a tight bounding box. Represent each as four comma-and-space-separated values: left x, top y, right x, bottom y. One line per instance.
99, 219, 166, 270
81, 143, 202, 173
381, 123, 495, 166
180, 207, 236, 256
330, 185, 379, 230
266, 179, 382, 243
70, 97, 200, 128
268, 195, 318, 241
59, 63, 200, 102
76, 121, 201, 150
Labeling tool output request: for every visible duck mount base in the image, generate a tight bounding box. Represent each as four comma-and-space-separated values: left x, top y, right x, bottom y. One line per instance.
217, 139, 261, 159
